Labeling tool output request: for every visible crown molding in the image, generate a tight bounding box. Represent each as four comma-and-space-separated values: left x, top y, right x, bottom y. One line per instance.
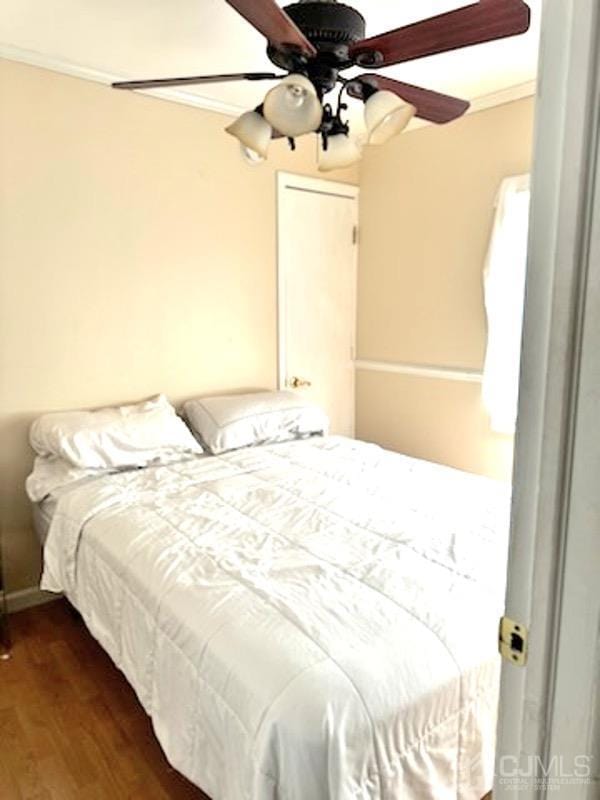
0, 43, 246, 117
0, 42, 536, 123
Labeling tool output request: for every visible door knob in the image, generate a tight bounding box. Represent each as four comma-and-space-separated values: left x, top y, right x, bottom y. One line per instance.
288, 376, 312, 389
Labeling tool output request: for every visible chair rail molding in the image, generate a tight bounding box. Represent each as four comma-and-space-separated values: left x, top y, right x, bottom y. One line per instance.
355, 358, 483, 383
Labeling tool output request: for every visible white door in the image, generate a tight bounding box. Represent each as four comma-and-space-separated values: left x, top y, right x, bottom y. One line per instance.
495, 1, 600, 797
277, 172, 358, 437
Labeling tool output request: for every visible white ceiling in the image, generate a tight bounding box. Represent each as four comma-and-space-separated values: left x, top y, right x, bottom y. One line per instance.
1, 0, 541, 114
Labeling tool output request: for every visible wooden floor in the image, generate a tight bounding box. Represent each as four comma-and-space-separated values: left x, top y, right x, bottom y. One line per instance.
2, 599, 494, 800
0, 599, 209, 799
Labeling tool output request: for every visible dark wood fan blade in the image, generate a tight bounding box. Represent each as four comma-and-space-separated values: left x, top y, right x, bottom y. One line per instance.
349, 0, 531, 67
347, 75, 470, 124
112, 72, 282, 90
225, 0, 316, 56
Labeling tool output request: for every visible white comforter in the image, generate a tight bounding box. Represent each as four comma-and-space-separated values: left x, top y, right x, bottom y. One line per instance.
41, 436, 511, 800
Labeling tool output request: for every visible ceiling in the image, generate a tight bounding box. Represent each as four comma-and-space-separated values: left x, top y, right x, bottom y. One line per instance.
1, 0, 541, 117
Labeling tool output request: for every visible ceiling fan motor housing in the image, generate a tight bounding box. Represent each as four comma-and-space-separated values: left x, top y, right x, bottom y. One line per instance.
268, 0, 366, 85
285, 1, 366, 46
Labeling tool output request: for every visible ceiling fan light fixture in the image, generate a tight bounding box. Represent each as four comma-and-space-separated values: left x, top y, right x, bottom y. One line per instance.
318, 133, 362, 173
240, 143, 266, 165
114, 0, 527, 165
225, 110, 272, 159
263, 74, 323, 138
364, 89, 416, 145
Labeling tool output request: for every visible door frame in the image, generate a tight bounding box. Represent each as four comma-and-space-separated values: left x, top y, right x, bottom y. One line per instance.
275, 171, 359, 413
495, 0, 600, 796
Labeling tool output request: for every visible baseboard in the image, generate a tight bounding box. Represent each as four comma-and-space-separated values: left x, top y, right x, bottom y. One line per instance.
6, 586, 61, 613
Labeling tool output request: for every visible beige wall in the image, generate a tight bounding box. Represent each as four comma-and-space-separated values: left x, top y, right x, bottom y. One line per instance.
356, 97, 534, 479
0, 58, 357, 593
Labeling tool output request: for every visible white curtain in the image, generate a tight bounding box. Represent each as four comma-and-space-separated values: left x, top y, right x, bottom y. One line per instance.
482, 174, 531, 435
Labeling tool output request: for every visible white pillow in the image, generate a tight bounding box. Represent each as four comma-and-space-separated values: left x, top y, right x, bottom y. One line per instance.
183, 390, 329, 455
30, 394, 203, 469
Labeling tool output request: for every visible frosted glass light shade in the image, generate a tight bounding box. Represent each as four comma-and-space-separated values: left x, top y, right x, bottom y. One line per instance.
263, 74, 323, 137
364, 90, 416, 145
318, 134, 362, 172
225, 111, 271, 159
240, 144, 265, 165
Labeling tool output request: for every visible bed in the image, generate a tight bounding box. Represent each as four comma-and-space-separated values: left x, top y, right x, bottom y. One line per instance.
37, 433, 510, 800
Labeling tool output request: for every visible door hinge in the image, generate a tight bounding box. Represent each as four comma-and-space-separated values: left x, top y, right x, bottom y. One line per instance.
352, 224, 359, 245
499, 616, 528, 667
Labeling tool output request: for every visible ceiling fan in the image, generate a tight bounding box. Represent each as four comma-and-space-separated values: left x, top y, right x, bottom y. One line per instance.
112, 0, 531, 171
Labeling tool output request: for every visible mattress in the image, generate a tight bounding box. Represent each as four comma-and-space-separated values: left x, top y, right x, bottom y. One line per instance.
32, 498, 55, 546
32, 476, 100, 546
40, 436, 511, 800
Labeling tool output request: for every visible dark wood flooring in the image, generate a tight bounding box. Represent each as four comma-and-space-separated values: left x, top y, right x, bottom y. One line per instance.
0, 599, 209, 799
1, 599, 494, 800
